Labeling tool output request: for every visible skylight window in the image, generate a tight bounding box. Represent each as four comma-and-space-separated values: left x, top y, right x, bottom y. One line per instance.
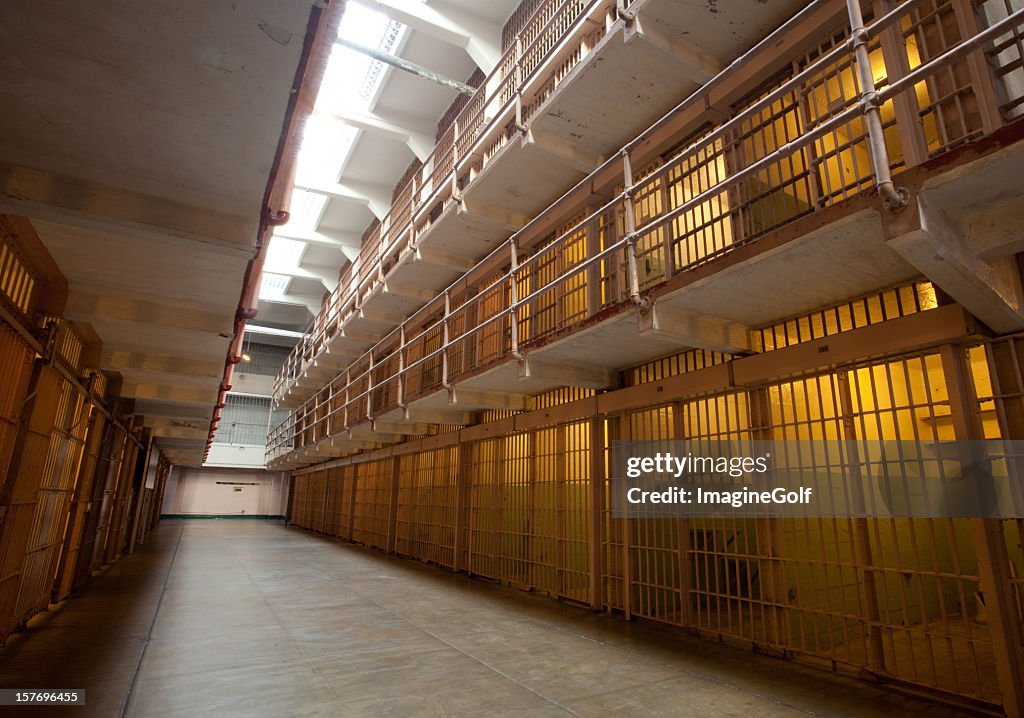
259, 273, 291, 299
265, 3, 407, 305
265, 237, 306, 268
282, 190, 326, 233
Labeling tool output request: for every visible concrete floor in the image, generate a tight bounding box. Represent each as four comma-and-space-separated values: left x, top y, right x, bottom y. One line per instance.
0, 520, 987, 717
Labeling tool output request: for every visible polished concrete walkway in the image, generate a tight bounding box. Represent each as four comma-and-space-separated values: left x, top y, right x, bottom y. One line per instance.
0, 520, 982, 717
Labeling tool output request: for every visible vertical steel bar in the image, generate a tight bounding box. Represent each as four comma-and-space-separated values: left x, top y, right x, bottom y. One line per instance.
588, 415, 605, 610
847, 0, 910, 210
837, 370, 887, 673
940, 344, 1024, 718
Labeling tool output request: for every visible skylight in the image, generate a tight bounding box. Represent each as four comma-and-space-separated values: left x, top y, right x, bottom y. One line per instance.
260, 3, 405, 304
265, 237, 306, 268
260, 273, 291, 297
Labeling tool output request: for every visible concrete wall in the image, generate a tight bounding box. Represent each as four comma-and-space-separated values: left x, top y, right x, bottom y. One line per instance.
161, 466, 288, 517
205, 443, 267, 468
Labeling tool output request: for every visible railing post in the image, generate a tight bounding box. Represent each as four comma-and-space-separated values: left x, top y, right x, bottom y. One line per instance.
585, 205, 602, 317
442, 290, 451, 391
873, 0, 929, 168
846, 0, 909, 211
397, 325, 406, 409
509, 241, 521, 359
621, 150, 648, 310
343, 368, 351, 431
655, 166, 674, 280
451, 123, 462, 203
515, 36, 527, 133
366, 351, 374, 422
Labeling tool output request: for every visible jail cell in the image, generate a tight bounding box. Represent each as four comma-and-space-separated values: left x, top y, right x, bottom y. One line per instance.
14, 354, 90, 625
529, 423, 590, 602
53, 376, 108, 602
290, 473, 310, 528
0, 363, 60, 641
980, 0, 1024, 119
973, 337, 1024, 694
101, 432, 141, 564
467, 438, 503, 580
463, 426, 592, 602
324, 466, 349, 538
83, 424, 126, 576
394, 448, 458, 568
0, 323, 35, 514
902, 0, 996, 154
307, 471, 327, 534
351, 459, 393, 550
517, 215, 592, 342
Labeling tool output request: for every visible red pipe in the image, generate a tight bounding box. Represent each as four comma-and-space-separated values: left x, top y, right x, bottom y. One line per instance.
203, 0, 344, 460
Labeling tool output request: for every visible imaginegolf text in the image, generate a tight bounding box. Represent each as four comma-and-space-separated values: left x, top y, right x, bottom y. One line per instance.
626, 486, 813, 508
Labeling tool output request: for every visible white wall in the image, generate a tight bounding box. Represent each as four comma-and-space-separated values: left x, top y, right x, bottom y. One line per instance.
230, 373, 274, 395
205, 443, 267, 468
161, 467, 288, 517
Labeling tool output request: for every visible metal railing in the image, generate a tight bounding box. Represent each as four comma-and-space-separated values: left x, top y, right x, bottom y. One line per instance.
269, 0, 1024, 464
273, 0, 615, 398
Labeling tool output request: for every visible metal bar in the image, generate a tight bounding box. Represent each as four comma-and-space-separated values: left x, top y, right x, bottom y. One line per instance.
836, 370, 886, 674
940, 344, 1024, 717
884, 7, 1024, 99
336, 38, 475, 96
847, 0, 910, 210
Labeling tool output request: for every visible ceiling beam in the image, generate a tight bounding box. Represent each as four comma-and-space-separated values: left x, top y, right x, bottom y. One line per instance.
354, 0, 501, 73
293, 179, 393, 220
66, 287, 233, 335
272, 226, 362, 250
336, 37, 476, 95
258, 293, 323, 313
267, 263, 338, 290
121, 382, 219, 404
0, 162, 254, 256
317, 109, 435, 162
103, 350, 223, 378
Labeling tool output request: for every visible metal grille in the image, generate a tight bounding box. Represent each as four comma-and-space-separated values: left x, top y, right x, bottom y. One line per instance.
0, 323, 34, 501
270, 0, 1024, 462
395, 448, 458, 567
0, 220, 37, 318
216, 395, 271, 446
14, 368, 89, 623
980, 0, 1024, 118
351, 459, 391, 548
905, 0, 990, 154
287, 330, 1024, 708
756, 281, 938, 351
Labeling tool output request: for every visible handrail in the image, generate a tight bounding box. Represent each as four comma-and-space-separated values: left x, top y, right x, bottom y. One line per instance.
269, 0, 1024, 463
274, 0, 611, 397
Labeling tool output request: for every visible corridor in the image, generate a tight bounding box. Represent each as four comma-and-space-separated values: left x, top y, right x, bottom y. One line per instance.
0, 520, 977, 717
